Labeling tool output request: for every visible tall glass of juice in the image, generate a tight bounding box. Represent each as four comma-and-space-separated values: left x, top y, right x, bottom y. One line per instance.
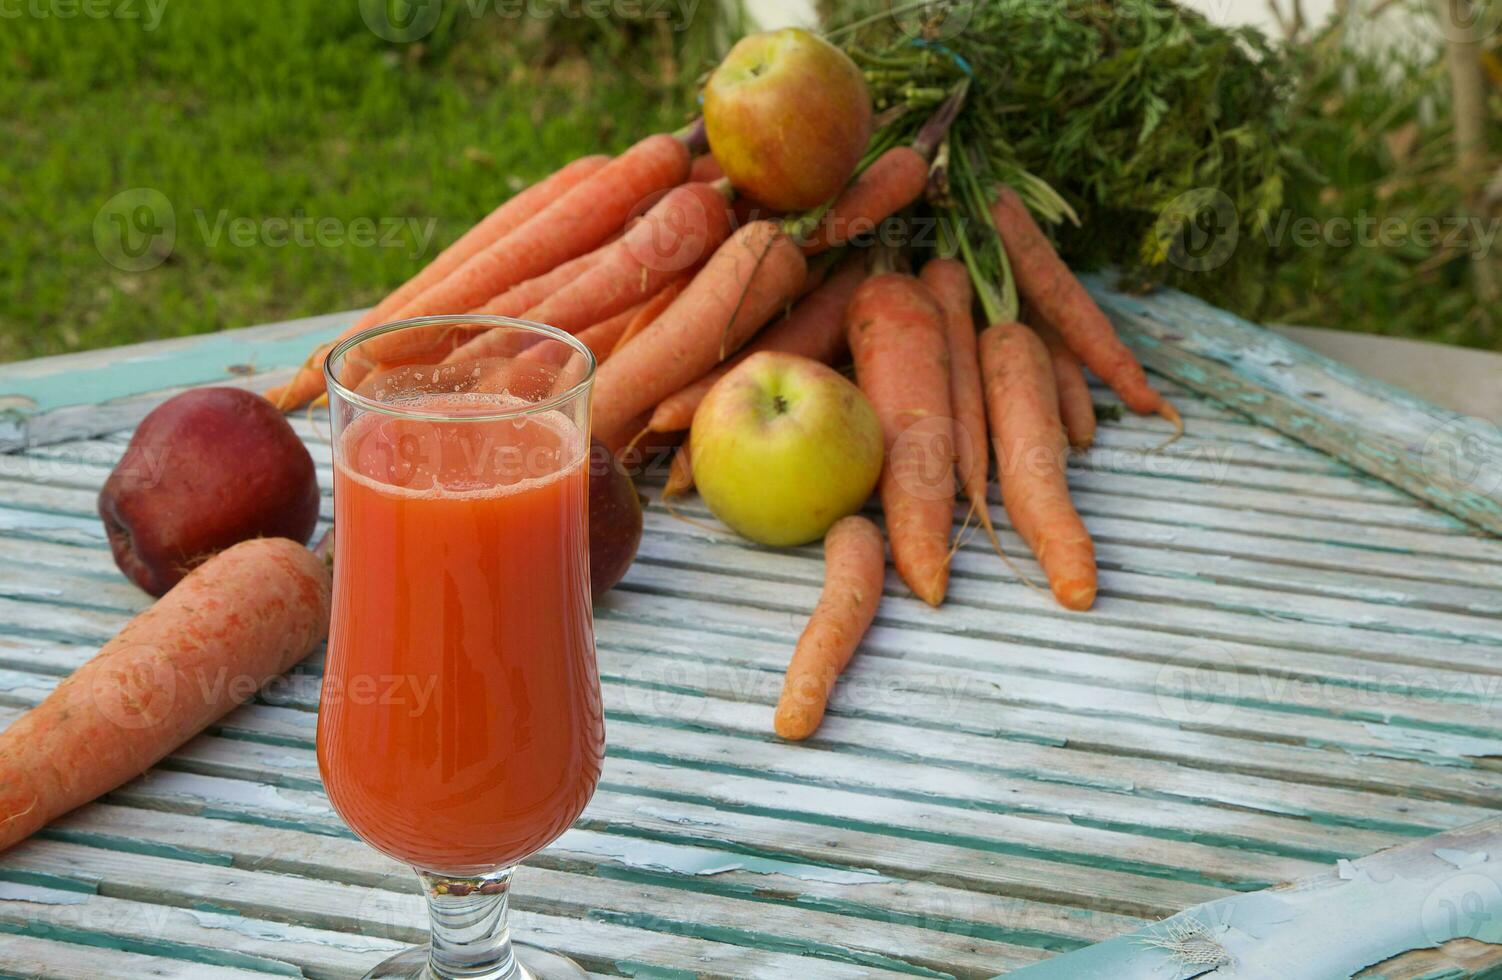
320, 316, 602, 979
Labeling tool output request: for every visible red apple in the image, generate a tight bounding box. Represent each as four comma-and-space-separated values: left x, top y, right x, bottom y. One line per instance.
704, 28, 873, 212
99, 388, 320, 596
587, 440, 643, 599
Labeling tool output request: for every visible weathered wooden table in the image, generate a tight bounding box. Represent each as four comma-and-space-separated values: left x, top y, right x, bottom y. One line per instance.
1, 284, 1500, 979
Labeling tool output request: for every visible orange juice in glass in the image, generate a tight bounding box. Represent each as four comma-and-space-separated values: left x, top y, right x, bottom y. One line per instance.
320, 316, 601, 980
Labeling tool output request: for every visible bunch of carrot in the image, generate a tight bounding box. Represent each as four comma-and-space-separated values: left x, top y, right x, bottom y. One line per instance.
265, 118, 1176, 743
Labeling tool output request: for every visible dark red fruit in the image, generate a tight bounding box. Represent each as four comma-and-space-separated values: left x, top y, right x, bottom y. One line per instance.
99, 387, 320, 596
587, 440, 643, 600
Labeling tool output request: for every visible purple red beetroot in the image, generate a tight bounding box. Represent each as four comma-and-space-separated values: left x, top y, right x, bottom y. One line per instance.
99, 388, 320, 596
587, 439, 643, 599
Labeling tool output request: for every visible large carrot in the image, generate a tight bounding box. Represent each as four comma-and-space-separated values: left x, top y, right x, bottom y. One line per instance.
846, 272, 955, 607
1035, 322, 1096, 450
989, 186, 1178, 432
0, 538, 331, 853
798, 146, 929, 256
919, 257, 992, 531
465, 241, 613, 320
354, 245, 616, 375
647, 257, 865, 435
451, 269, 694, 398
390, 134, 690, 324
979, 320, 1097, 611
571, 301, 647, 363
355, 138, 693, 386
689, 154, 724, 183
774, 515, 885, 740
264, 154, 609, 410
590, 219, 807, 447
508, 300, 646, 371
420, 246, 625, 372
609, 271, 689, 353
523, 182, 732, 335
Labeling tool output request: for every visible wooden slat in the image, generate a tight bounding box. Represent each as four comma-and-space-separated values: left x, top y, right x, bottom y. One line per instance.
1089, 277, 1502, 535
3, 307, 1502, 976
0, 310, 350, 452
0, 934, 277, 980
1001, 815, 1502, 979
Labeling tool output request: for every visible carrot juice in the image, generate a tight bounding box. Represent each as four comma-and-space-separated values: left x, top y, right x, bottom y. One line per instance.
317, 395, 603, 875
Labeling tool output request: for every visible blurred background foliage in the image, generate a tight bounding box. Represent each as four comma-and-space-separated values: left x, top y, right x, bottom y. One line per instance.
0, 0, 1497, 362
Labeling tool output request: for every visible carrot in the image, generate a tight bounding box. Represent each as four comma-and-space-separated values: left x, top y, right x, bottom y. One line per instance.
799, 146, 928, 256
591, 219, 807, 447
523, 183, 732, 336
846, 273, 955, 607
0, 538, 331, 853
572, 301, 647, 363
919, 257, 992, 533
689, 154, 724, 183
437, 249, 640, 369
449, 268, 690, 397
662, 435, 695, 500
773, 515, 885, 740
390, 134, 690, 322
600, 409, 657, 458
1035, 322, 1096, 450
611, 273, 687, 353
422, 248, 622, 373
465, 241, 613, 320
733, 194, 780, 227
264, 154, 610, 411
647, 258, 865, 435
979, 320, 1097, 611
293, 187, 633, 400
988, 186, 1179, 433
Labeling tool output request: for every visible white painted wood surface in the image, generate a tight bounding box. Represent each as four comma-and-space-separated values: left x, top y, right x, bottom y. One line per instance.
1, 321, 1501, 978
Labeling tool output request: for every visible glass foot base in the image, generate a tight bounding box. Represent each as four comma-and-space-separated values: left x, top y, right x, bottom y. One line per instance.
362, 941, 589, 980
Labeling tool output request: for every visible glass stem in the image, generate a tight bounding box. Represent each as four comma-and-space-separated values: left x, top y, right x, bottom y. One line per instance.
418, 867, 522, 980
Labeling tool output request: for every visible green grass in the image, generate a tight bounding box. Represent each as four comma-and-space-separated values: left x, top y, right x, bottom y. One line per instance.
0, 1, 699, 362
2, 1, 1497, 363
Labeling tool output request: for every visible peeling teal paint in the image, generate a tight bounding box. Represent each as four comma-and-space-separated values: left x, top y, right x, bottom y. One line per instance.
598, 780, 1276, 892
588, 908, 956, 978
0, 919, 304, 976
37, 830, 233, 868
0, 313, 349, 416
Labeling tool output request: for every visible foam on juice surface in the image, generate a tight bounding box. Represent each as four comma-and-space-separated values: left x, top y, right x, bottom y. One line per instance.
336, 392, 586, 499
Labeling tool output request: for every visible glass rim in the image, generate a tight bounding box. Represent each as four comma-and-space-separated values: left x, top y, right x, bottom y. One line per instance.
323, 314, 596, 423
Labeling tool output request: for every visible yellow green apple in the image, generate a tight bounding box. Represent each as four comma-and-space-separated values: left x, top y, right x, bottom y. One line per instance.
691, 352, 883, 547
703, 28, 873, 212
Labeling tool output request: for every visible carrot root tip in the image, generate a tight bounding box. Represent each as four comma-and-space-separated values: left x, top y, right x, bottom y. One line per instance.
1153, 401, 1185, 450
